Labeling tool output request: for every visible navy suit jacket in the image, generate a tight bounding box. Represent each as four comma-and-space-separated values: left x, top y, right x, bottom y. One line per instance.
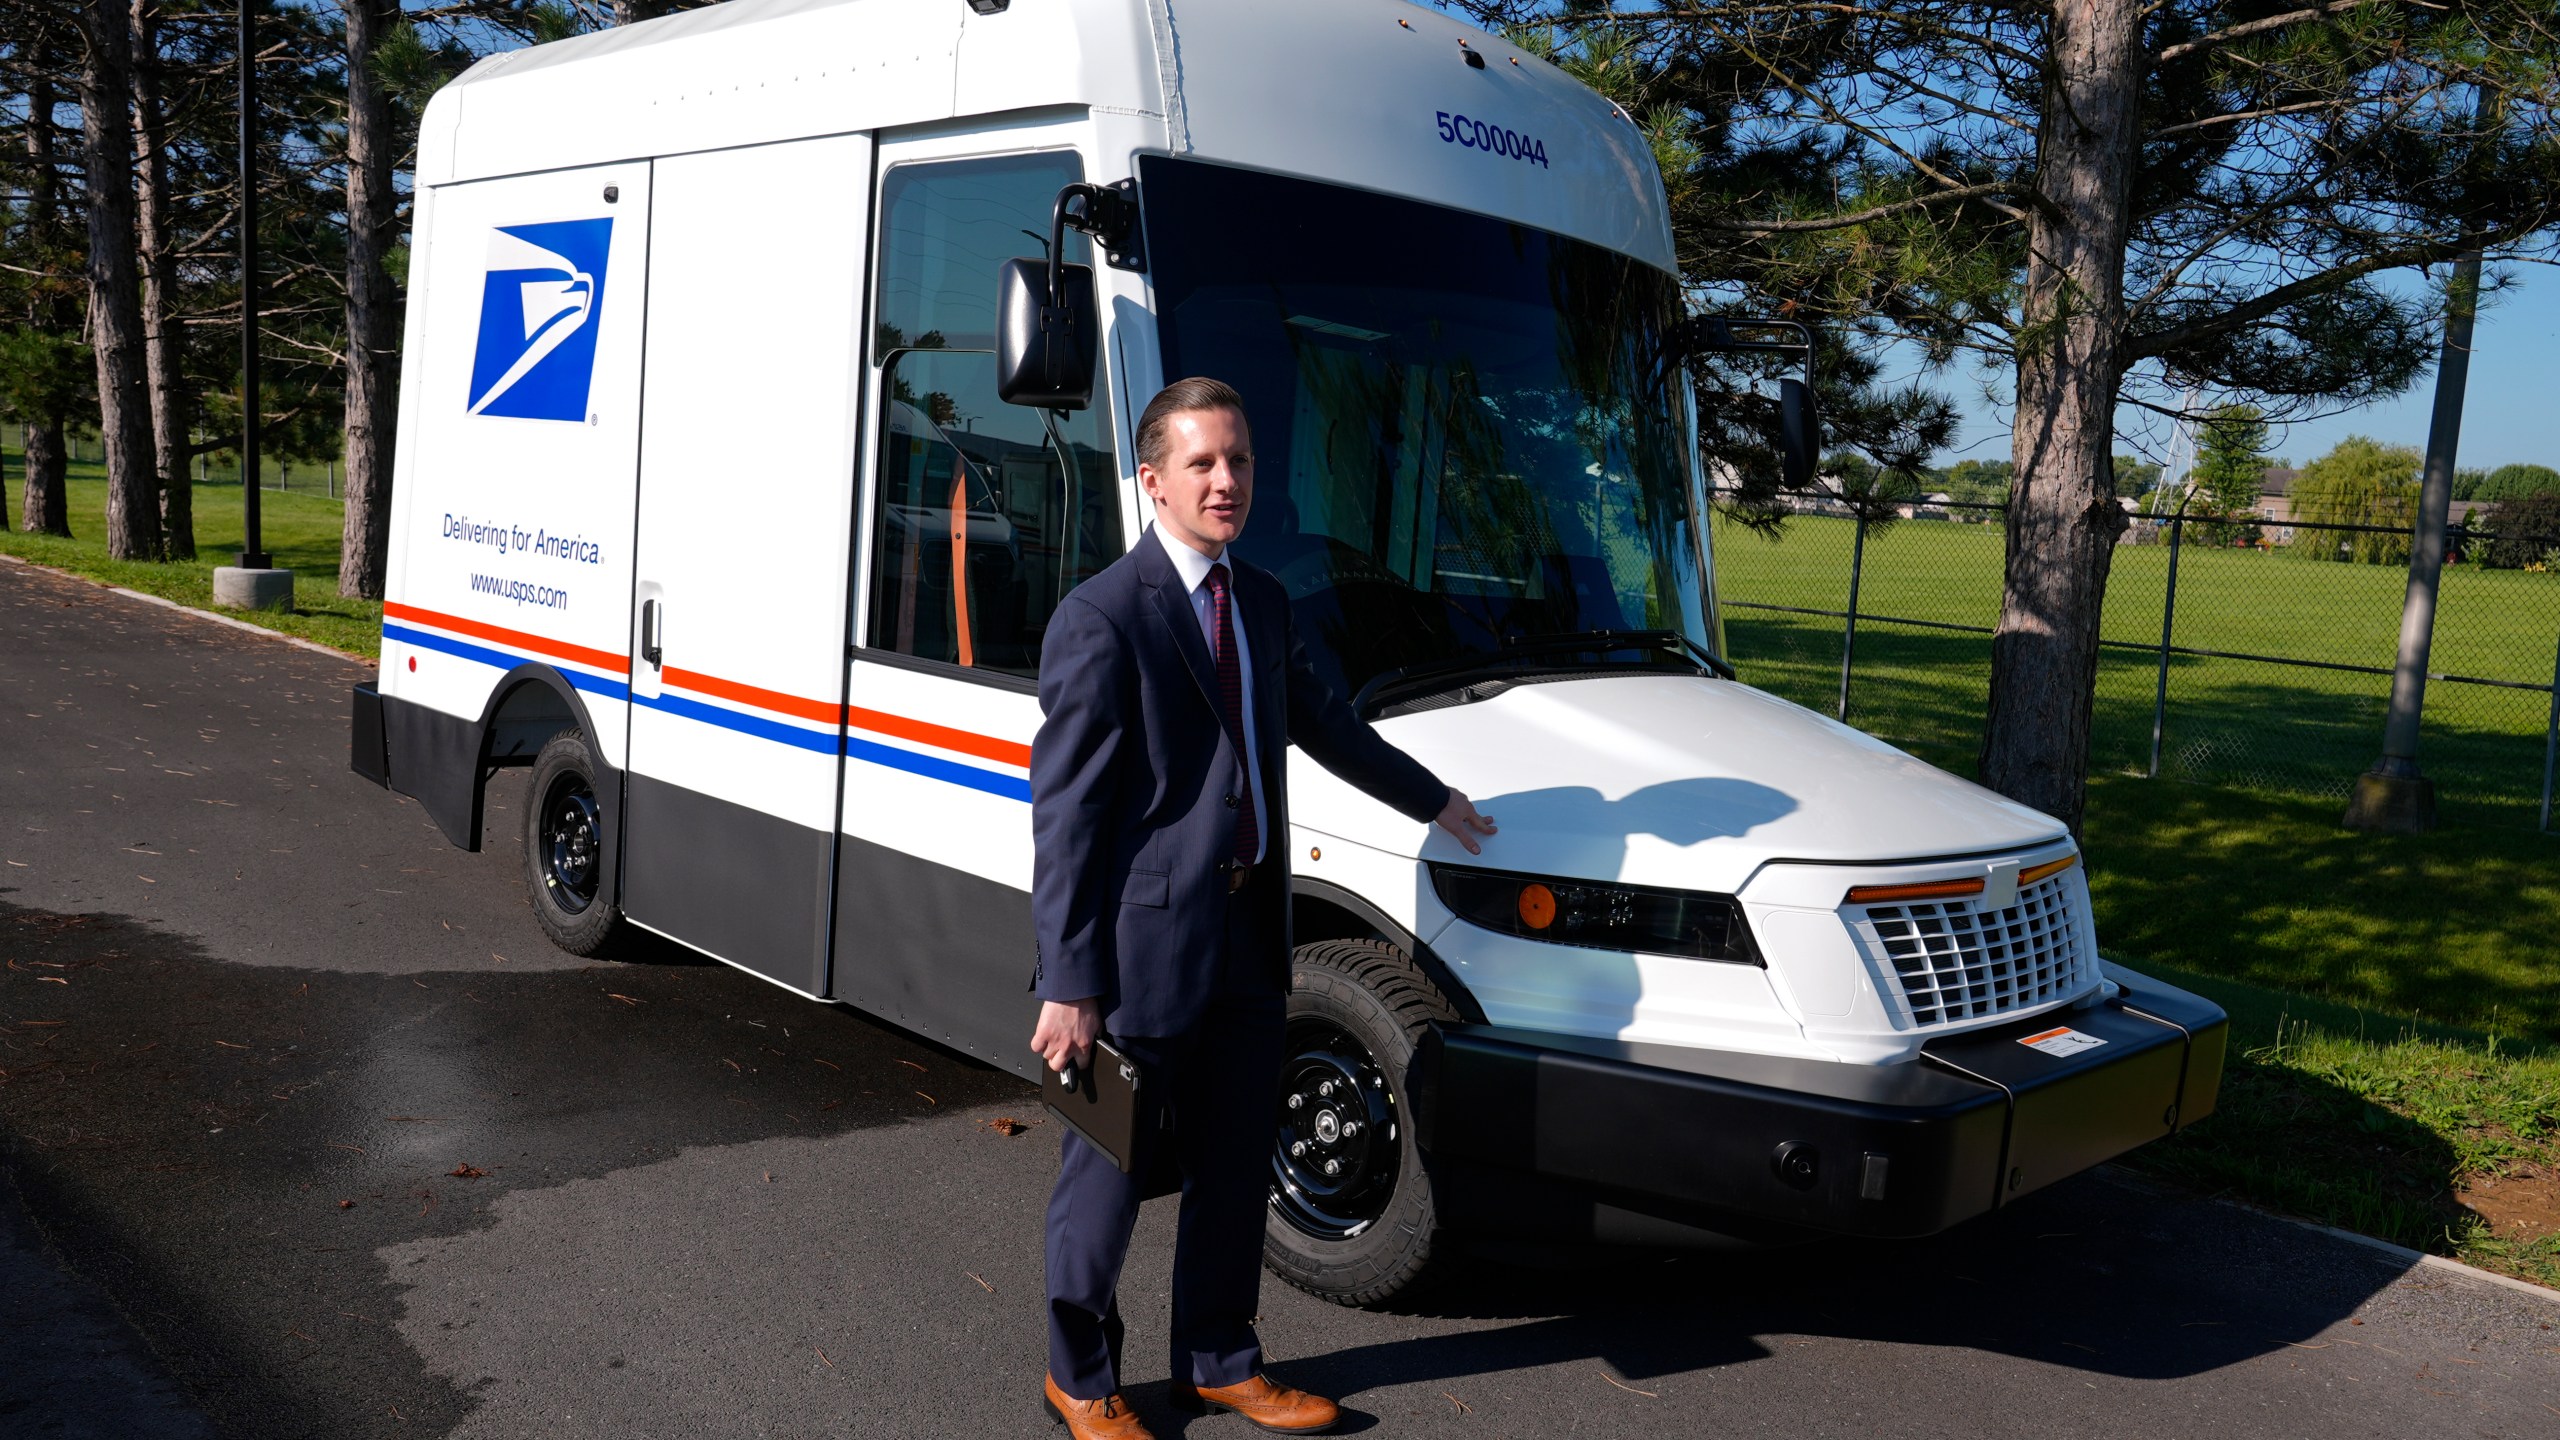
1031, 529, 1447, 1037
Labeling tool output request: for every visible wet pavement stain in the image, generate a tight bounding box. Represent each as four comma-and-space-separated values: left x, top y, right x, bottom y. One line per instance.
0, 900, 1024, 1438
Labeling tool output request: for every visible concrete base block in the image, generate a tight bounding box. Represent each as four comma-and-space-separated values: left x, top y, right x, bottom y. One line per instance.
2341, 769, 2436, 833
211, 567, 295, 613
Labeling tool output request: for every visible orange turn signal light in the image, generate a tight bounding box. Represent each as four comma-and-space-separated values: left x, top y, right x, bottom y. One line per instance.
1845, 876, 1985, 905
1516, 882, 1557, 929
2019, 854, 2079, 886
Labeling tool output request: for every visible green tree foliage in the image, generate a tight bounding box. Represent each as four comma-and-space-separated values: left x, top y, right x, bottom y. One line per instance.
2113, 454, 2163, 503
2291, 436, 2421, 565
2191, 404, 2268, 545
2477, 491, 2560, 569
1, 2, 659, 564
2474, 462, 2560, 502
1940, 458, 2015, 507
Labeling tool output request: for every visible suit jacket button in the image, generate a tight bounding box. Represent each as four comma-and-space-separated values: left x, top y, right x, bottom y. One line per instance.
1224, 793, 1241, 809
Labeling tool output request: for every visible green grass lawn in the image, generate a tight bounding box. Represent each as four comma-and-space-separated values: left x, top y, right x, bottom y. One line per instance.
2, 449, 382, 658
1714, 512, 2560, 825
2117, 958, 2560, 1288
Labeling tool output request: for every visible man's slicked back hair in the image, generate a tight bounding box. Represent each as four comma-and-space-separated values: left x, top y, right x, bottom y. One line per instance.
1136, 377, 1249, 472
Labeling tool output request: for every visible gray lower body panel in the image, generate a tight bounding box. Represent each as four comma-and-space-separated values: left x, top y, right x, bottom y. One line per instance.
620, 773, 832, 997
831, 831, 1040, 1082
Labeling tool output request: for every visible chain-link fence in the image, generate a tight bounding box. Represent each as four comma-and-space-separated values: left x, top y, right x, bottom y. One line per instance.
56, 433, 345, 497
1708, 494, 2560, 832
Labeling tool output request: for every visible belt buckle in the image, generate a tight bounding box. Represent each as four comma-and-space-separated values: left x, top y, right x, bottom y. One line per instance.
1226, 863, 1251, 894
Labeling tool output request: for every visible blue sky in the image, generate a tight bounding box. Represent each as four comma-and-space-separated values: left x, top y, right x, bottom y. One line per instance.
1918, 267, 2560, 473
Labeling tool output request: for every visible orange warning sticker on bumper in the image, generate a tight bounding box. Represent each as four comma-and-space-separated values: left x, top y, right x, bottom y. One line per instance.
2019, 1026, 2107, 1058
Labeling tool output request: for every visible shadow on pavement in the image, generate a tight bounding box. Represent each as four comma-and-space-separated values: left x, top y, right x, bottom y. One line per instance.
0, 898, 1020, 1439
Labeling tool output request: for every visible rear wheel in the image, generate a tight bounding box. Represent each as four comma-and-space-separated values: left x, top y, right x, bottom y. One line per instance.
1262, 938, 1459, 1307
524, 730, 628, 957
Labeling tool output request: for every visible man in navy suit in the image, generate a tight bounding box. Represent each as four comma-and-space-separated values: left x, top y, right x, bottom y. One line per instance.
1029, 378, 1496, 1438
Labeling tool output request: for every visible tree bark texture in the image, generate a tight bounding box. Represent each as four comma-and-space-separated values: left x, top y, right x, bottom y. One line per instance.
340, 0, 400, 599
78, 0, 163, 560
21, 423, 72, 535
20, 71, 74, 539
1981, 0, 2142, 836
132, 0, 192, 558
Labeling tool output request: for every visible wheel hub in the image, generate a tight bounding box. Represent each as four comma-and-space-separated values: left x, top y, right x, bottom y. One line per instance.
541, 773, 602, 915
1269, 1018, 1398, 1240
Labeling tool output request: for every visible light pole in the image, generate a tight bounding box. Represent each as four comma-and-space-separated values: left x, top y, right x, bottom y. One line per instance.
213, 0, 292, 610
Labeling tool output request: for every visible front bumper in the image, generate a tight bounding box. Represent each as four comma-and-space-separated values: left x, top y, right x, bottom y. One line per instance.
1422, 961, 2225, 1243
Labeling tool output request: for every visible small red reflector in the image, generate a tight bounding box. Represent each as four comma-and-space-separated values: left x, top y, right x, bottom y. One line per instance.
1845, 877, 1985, 905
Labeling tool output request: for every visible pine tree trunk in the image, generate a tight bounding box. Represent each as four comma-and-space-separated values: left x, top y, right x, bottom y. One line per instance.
22, 422, 72, 536
79, 0, 162, 561
19, 67, 77, 541
1980, 0, 2142, 835
132, 0, 192, 559
339, 0, 400, 599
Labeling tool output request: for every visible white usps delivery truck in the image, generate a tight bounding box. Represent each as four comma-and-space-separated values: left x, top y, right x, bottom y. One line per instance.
351, 0, 2225, 1304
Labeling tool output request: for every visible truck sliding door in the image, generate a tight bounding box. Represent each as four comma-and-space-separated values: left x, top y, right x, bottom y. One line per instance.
619, 136, 872, 995
834, 142, 1124, 1073
382, 164, 648, 791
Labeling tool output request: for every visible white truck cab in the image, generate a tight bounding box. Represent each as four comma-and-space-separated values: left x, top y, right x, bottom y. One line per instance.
350, 0, 2224, 1304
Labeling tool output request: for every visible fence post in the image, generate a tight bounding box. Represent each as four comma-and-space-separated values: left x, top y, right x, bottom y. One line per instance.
1837, 509, 1868, 722
2541, 633, 2558, 835
2149, 513, 2184, 778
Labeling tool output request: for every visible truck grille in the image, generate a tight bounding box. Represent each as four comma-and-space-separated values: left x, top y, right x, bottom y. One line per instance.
1859, 872, 2086, 1026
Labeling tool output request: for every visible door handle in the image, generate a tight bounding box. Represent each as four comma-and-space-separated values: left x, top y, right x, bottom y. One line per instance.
641, 598, 663, 667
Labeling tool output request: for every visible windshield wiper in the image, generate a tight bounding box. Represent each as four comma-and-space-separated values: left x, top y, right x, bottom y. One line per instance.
1351, 628, 1733, 717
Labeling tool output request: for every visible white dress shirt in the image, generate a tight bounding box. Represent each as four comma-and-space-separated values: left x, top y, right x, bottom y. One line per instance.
1152, 523, 1267, 863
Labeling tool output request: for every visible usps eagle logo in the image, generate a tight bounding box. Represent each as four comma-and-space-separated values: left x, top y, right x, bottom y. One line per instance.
466, 218, 613, 421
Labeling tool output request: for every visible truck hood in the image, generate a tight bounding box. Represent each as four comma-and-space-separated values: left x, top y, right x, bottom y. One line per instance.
1290, 673, 2068, 894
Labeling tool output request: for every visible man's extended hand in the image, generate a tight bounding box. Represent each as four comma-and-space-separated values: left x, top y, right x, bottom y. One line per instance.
1030, 997, 1102, 1074
1434, 787, 1498, 856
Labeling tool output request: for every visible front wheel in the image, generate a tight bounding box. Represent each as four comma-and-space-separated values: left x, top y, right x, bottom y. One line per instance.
523, 729, 629, 957
1262, 939, 1459, 1307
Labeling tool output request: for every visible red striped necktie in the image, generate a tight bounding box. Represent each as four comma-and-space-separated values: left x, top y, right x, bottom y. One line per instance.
1205, 563, 1258, 866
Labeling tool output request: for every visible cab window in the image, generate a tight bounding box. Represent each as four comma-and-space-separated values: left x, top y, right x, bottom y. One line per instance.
864, 153, 1123, 678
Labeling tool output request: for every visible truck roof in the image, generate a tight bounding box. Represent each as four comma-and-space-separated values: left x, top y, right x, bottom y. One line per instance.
421, 0, 1675, 272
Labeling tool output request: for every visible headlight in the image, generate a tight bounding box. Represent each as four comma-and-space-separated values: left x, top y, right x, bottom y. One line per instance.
1430, 865, 1760, 964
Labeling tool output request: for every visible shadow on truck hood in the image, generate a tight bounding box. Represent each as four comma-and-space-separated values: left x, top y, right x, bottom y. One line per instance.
1295, 673, 2067, 895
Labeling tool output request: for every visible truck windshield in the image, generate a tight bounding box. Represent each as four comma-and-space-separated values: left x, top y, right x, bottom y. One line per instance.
1142, 155, 1717, 701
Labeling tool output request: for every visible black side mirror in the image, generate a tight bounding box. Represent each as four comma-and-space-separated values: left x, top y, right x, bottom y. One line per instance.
995, 257, 1097, 410
1778, 377, 1819, 491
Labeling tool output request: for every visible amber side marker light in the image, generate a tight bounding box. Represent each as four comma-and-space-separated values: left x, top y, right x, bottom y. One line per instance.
2019, 854, 2079, 886
1516, 882, 1557, 929
1845, 876, 1984, 905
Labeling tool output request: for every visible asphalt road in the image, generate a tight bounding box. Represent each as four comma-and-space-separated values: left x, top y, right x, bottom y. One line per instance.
3, 555, 2556, 1440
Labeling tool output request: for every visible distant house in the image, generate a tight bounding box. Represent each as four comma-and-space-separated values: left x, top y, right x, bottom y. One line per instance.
2256, 464, 2492, 550
2253, 466, 2297, 538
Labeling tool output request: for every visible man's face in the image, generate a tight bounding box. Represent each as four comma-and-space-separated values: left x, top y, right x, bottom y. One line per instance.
1139, 406, 1254, 557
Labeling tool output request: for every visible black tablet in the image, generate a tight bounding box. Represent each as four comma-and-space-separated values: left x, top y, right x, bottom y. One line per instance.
1043, 1037, 1145, 1173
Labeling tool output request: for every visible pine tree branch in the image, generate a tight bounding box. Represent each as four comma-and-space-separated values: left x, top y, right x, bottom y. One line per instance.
2126, 232, 2493, 360
2155, 0, 2427, 65
1701, 180, 2034, 234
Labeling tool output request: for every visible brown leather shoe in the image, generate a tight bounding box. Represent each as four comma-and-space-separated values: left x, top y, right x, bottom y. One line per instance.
1169, 1374, 1340, 1434
1044, 1373, 1156, 1440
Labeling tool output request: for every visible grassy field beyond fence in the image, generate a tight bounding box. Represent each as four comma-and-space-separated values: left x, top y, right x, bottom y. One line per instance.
1713, 510, 2560, 829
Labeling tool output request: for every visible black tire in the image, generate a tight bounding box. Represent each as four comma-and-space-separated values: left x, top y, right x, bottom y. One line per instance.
524, 729, 628, 957
1263, 938, 1460, 1307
